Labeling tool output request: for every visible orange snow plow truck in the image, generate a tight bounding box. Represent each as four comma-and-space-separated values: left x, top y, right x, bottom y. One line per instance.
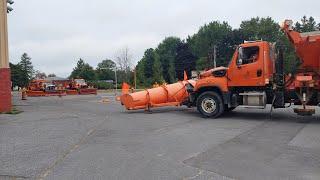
120, 20, 320, 118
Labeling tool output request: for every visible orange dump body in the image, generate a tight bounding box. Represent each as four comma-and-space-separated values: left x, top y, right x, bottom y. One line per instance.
120, 80, 196, 110
282, 20, 320, 92
282, 20, 320, 72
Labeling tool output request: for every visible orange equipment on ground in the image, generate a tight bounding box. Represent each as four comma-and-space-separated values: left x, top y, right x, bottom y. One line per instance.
281, 20, 320, 115
68, 79, 97, 95
26, 79, 67, 97
26, 79, 45, 96
26, 78, 97, 97
120, 80, 196, 110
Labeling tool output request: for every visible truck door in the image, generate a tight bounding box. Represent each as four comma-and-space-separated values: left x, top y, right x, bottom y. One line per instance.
228, 45, 265, 87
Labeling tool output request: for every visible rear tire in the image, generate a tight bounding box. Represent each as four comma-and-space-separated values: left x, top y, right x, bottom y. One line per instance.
197, 91, 224, 118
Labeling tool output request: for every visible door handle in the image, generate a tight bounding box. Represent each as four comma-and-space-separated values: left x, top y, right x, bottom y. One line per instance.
257, 69, 262, 77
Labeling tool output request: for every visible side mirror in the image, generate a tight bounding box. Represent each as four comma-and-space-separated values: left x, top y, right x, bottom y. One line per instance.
237, 59, 243, 67
237, 47, 244, 67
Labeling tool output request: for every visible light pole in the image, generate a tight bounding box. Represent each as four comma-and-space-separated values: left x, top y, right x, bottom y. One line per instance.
0, 0, 13, 112
114, 67, 117, 96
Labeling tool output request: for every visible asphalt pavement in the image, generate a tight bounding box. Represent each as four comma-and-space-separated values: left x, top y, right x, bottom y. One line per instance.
0, 92, 320, 180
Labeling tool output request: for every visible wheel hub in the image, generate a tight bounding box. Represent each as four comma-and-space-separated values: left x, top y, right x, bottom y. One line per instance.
202, 98, 217, 113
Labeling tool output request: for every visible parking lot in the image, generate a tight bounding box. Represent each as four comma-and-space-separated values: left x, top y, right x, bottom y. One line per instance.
0, 93, 320, 180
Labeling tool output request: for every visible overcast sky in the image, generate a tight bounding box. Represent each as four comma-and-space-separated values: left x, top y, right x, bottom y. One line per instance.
7, 0, 320, 77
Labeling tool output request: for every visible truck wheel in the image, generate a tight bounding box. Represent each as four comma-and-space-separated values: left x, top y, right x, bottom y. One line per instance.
197, 91, 224, 118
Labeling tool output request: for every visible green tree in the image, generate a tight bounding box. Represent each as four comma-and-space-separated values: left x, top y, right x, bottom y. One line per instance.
19, 53, 34, 87
187, 21, 233, 69
239, 17, 282, 42
70, 58, 96, 80
135, 58, 146, 87
143, 48, 156, 79
96, 59, 116, 80
277, 33, 299, 74
152, 53, 164, 84
9, 63, 24, 89
48, 73, 56, 77
97, 59, 116, 69
195, 57, 207, 71
70, 58, 85, 78
295, 16, 318, 32
136, 48, 166, 87
175, 41, 196, 80
155, 37, 181, 83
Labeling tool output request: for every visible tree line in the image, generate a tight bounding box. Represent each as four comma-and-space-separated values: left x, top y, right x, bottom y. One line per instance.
10, 16, 319, 89
10, 52, 59, 89
10, 53, 35, 89
10, 48, 133, 89
68, 47, 133, 89
135, 16, 320, 88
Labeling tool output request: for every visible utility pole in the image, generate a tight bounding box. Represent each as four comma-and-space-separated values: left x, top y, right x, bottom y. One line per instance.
213, 45, 217, 68
134, 68, 136, 90
207, 45, 217, 69
0, 0, 13, 112
114, 67, 117, 96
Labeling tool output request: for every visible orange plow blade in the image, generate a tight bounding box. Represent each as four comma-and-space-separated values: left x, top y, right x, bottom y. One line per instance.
26, 90, 67, 97
79, 88, 97, 95
26, 90, 47, 97
66, 90, 79, 95
120, 80, 196, 110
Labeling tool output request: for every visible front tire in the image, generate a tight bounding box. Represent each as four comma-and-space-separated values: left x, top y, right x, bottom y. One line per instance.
197, 91, 224, 118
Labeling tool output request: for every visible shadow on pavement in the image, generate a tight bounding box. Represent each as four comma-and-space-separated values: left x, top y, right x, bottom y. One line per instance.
120, 105, 320, 124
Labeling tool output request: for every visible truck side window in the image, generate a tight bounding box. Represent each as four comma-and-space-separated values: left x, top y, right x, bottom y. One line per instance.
238, 46, 259, 65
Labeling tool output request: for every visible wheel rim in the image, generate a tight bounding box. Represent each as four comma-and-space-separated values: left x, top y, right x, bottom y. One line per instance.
201, 98, 217, 113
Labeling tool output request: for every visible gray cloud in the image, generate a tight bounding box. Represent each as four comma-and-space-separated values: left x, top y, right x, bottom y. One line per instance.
7, 0, 320, 77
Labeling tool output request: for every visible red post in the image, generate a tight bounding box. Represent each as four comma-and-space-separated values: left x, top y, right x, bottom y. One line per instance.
0, 68, 11, 112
